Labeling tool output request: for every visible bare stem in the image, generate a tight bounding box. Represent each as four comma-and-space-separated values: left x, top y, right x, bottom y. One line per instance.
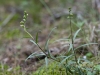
69, 8, 78, 65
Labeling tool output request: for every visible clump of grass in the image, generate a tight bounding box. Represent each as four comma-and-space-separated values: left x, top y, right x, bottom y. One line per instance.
20, 8, 100, 75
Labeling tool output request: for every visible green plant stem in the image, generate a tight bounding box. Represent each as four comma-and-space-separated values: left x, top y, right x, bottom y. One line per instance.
23, 25, 47, 55
69, 10, 78, 65
23, 25, 34, 39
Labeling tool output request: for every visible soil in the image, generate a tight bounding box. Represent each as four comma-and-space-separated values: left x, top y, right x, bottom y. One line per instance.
0, 38, 61, 72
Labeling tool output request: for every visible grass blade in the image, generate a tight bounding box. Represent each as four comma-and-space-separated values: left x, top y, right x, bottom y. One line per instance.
25, 52, 45, 61
59, 55, 73, 65
73, 28, 81, 40
44, 27, 57, 58
45, 27, 57, 50
75, 43, 98, 51
36, 32, 38, 44
67, 66, 73, 74
45, 57, 48, 67
30, 39, 37, 45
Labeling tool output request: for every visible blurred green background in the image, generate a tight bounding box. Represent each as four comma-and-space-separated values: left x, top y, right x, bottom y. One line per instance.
0, 0, 99, 49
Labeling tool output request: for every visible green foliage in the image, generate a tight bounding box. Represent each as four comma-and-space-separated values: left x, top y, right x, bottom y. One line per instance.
33, 59, 100, 75
86, 52, 93, 58
33, 61, 66, 75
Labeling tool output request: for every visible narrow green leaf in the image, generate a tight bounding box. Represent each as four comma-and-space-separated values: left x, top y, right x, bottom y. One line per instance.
44, 27, 57, 58
25, 52, 37, 61
77, 67, 84, 75
65, 67, 68, 75
59, 55, 73, 65
25, 52, 45, 61
66, 66, 73, 74
45, 27, 57, 50
68, 43, 73, 52
30, 39, 37, 45
45, 57, 48, 67
73, 28, 81, 40
75, 43, 98, 51
36, 32, 38, 43
45, 39, 49, 52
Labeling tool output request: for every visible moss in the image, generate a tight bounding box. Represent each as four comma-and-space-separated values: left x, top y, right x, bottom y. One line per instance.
33, 58, 100, 75
33, 61, 66, 75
